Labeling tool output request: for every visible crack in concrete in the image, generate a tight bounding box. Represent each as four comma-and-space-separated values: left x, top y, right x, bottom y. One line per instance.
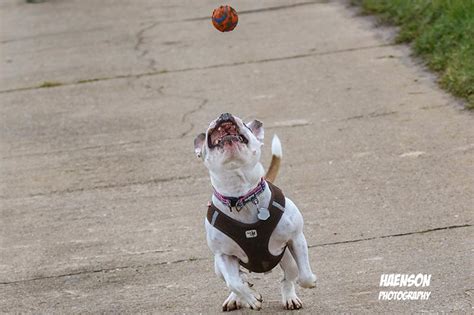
0, 257, 208, 285
134, 21, 160, 72
0, 43, 395, 94
0, 223, 470, 285
140, 82, 209, 138
180, 99, 208, 138
0, 175, 193, 200
308, 224, 472, 248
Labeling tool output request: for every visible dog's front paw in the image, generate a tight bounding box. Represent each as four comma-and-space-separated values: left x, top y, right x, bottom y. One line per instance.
222, 292, 242, 312
226, 284, 263, 311
298, 273, 317, 288
240, 290, 263, 310
281, 279, 303, 310
283, 295, 302, 310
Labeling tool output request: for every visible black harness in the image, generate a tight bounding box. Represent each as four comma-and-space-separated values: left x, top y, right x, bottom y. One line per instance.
207, 182, 286, 273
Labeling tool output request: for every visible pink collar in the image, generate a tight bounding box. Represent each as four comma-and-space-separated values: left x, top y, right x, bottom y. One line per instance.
213, 178, 266, 211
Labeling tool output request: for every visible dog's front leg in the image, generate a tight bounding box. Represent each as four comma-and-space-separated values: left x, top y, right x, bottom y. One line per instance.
279, 249, 303, 310
288, 232, 317, 288
215, 254, 263, 311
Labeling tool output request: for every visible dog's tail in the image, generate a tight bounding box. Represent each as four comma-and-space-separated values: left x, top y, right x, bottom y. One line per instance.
265, 135, 282, 183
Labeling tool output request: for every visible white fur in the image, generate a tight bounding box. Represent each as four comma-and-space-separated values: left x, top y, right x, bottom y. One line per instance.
272, 134, 282, 158
196, 114, 316, 311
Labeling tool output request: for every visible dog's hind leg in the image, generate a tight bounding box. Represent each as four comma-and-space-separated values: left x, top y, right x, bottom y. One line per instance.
214, 258, 224, 281
215, 254, 263, 311
279, 249, 303, 309
289, 232, 317, 288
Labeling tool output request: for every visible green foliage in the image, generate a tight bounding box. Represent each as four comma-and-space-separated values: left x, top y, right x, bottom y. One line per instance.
39, 81, 63, 88
353, 0, 474, 108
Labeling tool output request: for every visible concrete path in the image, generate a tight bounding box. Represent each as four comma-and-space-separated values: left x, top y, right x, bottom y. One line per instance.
1, 0, 472, 313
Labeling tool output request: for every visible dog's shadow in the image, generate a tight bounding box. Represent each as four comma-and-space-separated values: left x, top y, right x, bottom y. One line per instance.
209, 301, 308, 314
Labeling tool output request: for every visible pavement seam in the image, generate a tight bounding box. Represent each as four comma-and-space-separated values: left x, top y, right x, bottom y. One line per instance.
0, 26, 110, 44
0, 258, 207, 285
0, 43, 396, 94
184, 0, 329, 21
1, 175, 193, 199
308, 223, 472, 248
0, 140, 144, 160
1, 224, 470, 285
0, 1, 328, 45
341, 111, 398, 121
1, 139, 470, 199
3, 127, 469, 161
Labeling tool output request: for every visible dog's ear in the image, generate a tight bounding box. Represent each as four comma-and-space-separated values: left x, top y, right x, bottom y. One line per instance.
194, 133, 206, 158
247, 120, 264, 142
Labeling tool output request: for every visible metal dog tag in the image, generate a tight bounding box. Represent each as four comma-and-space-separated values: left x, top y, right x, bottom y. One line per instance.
257, 208, 270, 221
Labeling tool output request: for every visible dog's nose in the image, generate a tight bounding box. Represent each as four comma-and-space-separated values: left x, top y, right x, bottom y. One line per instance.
218, 113, 233, 122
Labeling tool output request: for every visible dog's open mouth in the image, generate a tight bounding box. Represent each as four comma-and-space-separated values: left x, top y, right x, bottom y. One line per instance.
208, 118, 248, 149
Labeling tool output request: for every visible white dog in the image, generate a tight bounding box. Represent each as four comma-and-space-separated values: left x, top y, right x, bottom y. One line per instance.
194, 113, 317, 311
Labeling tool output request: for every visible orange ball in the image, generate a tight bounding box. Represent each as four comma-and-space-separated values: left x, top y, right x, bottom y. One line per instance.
212, 5, 238, 32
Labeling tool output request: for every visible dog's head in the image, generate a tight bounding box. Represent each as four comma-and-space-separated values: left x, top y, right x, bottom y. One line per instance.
194, 113, 264, 172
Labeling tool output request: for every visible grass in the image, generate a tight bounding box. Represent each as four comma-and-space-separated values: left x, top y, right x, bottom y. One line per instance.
38, 81, 63, 88
352, 0, 474, 109
76, 78, 102, 84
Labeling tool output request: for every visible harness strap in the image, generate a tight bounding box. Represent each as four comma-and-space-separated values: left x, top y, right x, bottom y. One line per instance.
207, 181, 286, 273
